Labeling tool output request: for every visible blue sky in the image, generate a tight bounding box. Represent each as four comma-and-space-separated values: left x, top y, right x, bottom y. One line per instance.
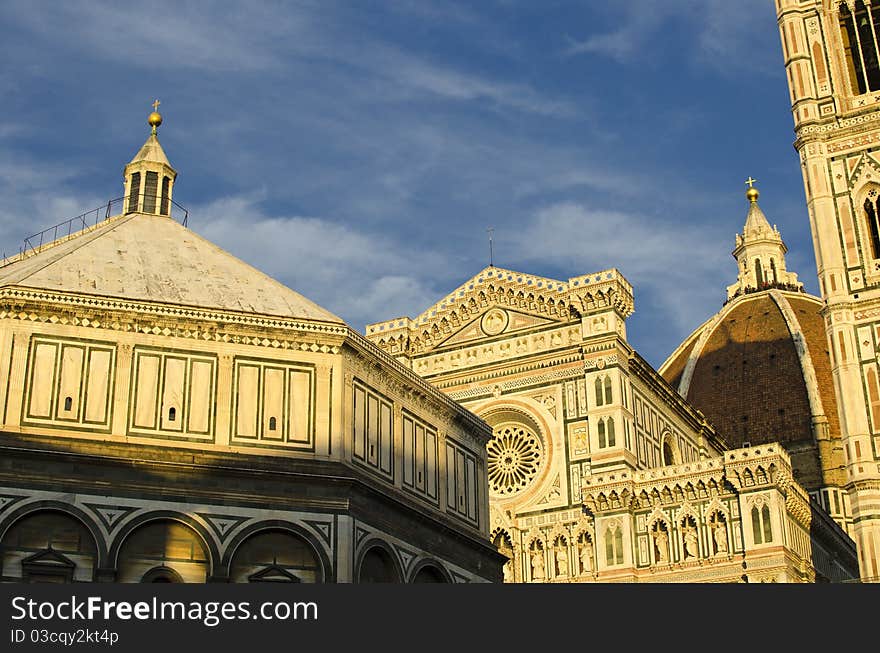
0, 0, 813, 369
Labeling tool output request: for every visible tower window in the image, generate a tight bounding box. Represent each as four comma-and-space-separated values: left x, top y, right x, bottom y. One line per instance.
839, 1, 880, 94
168, 407, 176, 422
268, 416, 277, 431
160, 176, 170, 216
603, 376, 612, 404
770, 258, 777, 284
143, 171, 159, 213
127, 172, 141, 213
754, 259, 764, 287
63, 396, 72, 412
594, 377, 604, 407
864, 196, 880, 259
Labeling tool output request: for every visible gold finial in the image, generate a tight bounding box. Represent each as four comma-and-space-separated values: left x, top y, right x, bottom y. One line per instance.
148, 99, 163, 135
745, 176, 759, 202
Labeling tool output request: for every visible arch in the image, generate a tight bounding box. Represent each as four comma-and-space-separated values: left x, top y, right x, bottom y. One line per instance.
0, 508, 101, 582
754, 258, 764, 287
661, 430, 678, 466
221, 520, 331, 582
409, 559, 452, 583
109, 512, 218, 583
355, 539, 403, 583
141, 565, 183, 583
228, 529, 323, 584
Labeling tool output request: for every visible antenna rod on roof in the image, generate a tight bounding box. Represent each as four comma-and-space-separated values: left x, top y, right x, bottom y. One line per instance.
487, 226, 494, 267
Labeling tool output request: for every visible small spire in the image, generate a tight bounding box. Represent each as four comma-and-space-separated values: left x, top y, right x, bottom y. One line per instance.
148, 99, 163, 135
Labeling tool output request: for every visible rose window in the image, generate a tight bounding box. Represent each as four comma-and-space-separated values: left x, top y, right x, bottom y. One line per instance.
487, 424, 544, 497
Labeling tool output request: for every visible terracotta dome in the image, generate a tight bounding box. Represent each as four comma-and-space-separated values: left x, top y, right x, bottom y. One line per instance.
661, 289, 844, 495
660, 185, 845, 494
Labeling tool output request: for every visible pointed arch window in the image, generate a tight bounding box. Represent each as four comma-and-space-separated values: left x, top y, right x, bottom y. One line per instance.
864, 195, 880, 259
770, 258, 778, 284
751, 503, 773, 544
606, 417, 615, 447
604, 524, 624, 565
603, 377, 612, 404
594, 377, 604, 406
597, 419, 606, 449
839, 1, 880, 94
754, 259, 764, 287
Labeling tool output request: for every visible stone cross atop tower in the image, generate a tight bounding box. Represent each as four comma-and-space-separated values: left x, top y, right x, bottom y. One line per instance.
726, 181, 803, 301
122, 102, 178, 216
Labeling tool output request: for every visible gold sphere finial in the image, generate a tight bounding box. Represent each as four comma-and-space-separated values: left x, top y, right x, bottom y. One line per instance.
745, 176, 759, 203
148, 99, 162, 134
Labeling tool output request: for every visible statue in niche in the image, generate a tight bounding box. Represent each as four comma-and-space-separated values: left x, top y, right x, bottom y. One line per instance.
653, 527, 669, 563
713, 519, 728, 554
555, 544, 568, 578
579, 540, 594, 574
682, 523, 698, 559
502, 561, 513, 583
531, 549, 545, 581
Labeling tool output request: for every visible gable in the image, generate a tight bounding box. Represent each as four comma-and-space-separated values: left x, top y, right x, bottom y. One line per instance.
437, 308, 559, 348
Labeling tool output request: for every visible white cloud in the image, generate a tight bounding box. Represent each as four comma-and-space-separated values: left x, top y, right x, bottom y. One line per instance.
190, 194, 454, 331
511, 201, 730, 342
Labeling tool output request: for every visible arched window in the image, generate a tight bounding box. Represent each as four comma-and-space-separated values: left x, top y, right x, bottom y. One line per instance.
268, 416, 277, 431
864, 195, 880, 258
663, 441, 675, 466
595, 377, 603, 406
64, 396, 73, 412
604, 525, 624, 566
754, 259, 764, 287
752, 503, 774, 544
603, 376, 612, 404
598, 419, 606, 449
770, 258, 778, 284
606, 417, 615, 447
168, 407, 176, 422
839, 1, 880, 94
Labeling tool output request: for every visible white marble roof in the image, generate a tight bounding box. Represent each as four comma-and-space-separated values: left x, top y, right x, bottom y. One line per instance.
0, 211, 343, 323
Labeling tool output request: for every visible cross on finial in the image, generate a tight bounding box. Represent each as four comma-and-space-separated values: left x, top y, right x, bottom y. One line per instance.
745, 176, 757, 188
152, 99, 161, 112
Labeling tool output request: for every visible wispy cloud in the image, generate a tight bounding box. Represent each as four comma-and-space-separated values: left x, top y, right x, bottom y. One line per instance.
563, 0, 778, 74
510, 201, 732, 362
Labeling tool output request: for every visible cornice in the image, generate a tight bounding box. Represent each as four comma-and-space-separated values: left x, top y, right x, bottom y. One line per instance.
0, 287, 346, 354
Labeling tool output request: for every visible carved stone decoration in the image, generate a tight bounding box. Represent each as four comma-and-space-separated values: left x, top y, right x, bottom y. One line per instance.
481, 309, 509, 336
681, 516, 699, 559
487, 424, 544, 498
710, 512, 728, 555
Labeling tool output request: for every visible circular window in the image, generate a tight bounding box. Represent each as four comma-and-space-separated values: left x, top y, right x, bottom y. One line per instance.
487, 424, 544, 497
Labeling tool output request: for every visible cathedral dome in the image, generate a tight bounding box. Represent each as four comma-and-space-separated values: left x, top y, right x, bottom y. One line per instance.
660, 185, 844, 493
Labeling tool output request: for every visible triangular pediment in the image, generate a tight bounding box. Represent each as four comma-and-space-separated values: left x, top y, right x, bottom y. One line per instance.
22, 548, 76, 569
438, 308, 558, 348
248, 564, 302, 583
849, 153, 880, 189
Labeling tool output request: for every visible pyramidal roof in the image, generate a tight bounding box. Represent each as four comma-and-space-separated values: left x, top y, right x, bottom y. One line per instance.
0, 211, 343, 323
0, 114, 342, 324
128, 133, 172, 168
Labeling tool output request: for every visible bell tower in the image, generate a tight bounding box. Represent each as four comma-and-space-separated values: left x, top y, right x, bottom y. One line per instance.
778, 0, 880, 581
